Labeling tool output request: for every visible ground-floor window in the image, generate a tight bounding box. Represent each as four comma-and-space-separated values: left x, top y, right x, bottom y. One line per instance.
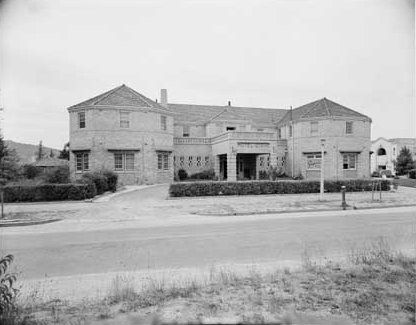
114, 152, 135, 171
306, 153, 322, 170
157, 152, 170, 170
75, 152, 89, 172
342, 153, 357, 170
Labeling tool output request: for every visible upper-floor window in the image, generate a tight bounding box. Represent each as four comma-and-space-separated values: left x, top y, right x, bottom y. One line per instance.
157, 151, 170, 170
342, 153, 356, 170
346, 121, 353, 134
120, 111, 130, 128
289, 124, 293, 137
78, 111, 86, 129
75, 152, 89, 172
310, 122, 318, 136
377, 148, 386, 156
114, 152, 135, 171
226, 126, 236, 131
277, 128, 281, 139
257, 128, 264, 132
393, 147, 396, 156
183, 125, 190, 137
160, 115, 167, 131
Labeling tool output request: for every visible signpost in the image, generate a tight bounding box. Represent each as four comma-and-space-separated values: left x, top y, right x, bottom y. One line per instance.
320, 139, 325, 201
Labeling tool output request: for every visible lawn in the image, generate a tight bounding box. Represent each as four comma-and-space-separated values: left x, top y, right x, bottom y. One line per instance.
9, 239, 416, 325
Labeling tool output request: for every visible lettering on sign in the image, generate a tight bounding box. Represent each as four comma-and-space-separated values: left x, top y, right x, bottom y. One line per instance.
237, 142, 270, 149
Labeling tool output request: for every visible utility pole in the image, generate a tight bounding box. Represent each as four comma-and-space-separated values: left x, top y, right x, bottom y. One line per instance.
320, 138, 326, 201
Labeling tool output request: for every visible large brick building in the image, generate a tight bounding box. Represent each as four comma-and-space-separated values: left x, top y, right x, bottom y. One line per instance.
68, 84, 372, 185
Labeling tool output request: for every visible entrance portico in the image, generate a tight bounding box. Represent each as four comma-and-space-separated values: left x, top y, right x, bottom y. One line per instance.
212, 131, 286, 181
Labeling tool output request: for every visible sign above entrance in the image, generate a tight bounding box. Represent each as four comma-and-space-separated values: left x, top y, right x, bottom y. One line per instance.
237, 142, 270, 149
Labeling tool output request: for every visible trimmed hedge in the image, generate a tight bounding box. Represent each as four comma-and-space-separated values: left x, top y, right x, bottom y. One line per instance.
169, 179, 390, 197
2, 183, 96, 203
81, 171, 118, 195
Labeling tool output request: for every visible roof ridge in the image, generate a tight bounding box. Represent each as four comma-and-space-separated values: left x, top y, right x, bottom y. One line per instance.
207, 107, 228, 123
324, 98, 370, 120
300, 99, 322, 118
92, 84, 125, 106
322, 98, 332, 117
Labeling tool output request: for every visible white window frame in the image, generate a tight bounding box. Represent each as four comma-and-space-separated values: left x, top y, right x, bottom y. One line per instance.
113, 152, 135, 171
306, 153, 322, 170
346, 121, 353, 134
342, 153, 357, 170
75, 152, 89, 172
120, 111, 130, 128
78, 111, 86, 129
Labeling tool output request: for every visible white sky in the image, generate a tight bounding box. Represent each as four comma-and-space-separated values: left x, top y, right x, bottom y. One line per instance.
0, 0, 414, 149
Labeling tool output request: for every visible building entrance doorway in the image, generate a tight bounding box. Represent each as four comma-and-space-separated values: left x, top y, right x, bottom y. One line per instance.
237, 154, 257, 180
219, 154, 227, 180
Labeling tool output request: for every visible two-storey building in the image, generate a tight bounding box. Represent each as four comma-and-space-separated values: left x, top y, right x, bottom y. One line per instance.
67, 84, 372, 184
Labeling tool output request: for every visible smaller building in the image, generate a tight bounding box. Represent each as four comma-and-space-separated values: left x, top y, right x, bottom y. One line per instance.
33, 157, 69, 173
371, 137, 416, 175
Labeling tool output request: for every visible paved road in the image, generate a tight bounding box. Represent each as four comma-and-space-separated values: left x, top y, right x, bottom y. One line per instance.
2, 207, 415, 279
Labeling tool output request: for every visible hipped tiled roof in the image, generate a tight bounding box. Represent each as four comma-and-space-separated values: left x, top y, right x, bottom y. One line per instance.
168, 103, 287, 128
278, 98, 371, 124
68, 84, 170, 112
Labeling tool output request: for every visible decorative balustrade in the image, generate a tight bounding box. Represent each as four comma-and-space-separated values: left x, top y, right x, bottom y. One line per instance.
174, 137, 211, 145
175, 131, 279, 145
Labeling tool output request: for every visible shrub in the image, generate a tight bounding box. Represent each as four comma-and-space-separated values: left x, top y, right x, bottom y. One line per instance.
22, 164, 40, 179
371, 171, 380, 178
0, 254, 18, 322
3, 183, 96, 202
177, 169, 188, 181
102, 170, 118, 192
169, 179, 390, 197
82, 172, 108, 195
259, 170, 268, 180
188, 169, 215, 180
43, 166, 70, 184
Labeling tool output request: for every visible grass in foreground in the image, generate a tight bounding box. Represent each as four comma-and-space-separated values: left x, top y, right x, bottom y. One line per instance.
8, 241, 416, 325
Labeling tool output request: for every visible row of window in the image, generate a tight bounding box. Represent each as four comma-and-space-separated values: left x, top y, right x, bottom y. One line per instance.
75, 151, 171, 172
77, 111, 168, 130
278, 121, 354, 138
306, 153, 357, 170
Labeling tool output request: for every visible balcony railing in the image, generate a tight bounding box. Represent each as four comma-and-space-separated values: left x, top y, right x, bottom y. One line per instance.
174, 137, 211, 145
175, 131, 279, 145
211, 131, 277, 143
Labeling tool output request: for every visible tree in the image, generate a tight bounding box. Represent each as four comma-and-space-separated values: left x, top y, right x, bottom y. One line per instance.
58, 142, 70, 160
36, 140, 44, 161
395, 146, 414, 175
0, 136, 20, 181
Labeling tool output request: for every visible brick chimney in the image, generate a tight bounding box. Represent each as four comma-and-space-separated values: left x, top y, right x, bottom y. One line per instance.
160, 89, 168, 107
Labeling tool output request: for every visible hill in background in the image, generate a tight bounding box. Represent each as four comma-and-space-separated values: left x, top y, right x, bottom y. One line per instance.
5, 140, 61, 165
